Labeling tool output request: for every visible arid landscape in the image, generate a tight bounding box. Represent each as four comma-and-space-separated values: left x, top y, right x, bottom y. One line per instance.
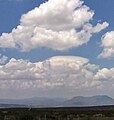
1, 106, 114, 120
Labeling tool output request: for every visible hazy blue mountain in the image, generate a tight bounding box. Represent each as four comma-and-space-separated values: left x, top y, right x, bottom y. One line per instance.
0, 95, 114, 107
0, 97, 66, 107
0, 104, 27, 108
62, 95, 114, 106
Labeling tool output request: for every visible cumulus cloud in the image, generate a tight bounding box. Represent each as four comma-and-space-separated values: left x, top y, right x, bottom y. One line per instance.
98, 31, 114, 59
0, 55, 112, 93
0, 56, 100, 90
95, 68, 114, 81
0, 54, 8, 65
0, 55, 114, 98
0, 0, 108, 51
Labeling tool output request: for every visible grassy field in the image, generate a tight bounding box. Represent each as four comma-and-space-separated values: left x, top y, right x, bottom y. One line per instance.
1, 106, 114, 120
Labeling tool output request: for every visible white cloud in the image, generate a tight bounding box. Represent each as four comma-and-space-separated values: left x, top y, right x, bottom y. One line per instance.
92, 22, 109, 33
0, 0, 108, 51
0, 54, 8, 65
95, 68, 114, 81
98, 31, 114, 59
0, 55, 114, 98
1, 58, 36, 80
0, 33, 15, 48
0, 56, 100, 90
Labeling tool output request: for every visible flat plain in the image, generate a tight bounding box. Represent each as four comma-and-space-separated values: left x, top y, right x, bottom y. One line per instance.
1, 106, 114, 120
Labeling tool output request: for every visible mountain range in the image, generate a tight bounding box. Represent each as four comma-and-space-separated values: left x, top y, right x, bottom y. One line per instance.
0, 95, 114, 108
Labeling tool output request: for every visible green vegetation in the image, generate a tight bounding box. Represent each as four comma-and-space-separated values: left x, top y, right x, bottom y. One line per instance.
1, 106, 114, 120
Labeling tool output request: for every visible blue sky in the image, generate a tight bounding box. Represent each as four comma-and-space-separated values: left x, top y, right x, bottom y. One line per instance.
0, 0, 114, 99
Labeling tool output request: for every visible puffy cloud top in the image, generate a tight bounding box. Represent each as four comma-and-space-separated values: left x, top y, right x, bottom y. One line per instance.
0, 54, 8, 65
0, 0, 108, 51
98, 31, 114, 59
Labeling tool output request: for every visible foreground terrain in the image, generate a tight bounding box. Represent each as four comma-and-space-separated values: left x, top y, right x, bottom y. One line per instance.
1, 106, 114, 120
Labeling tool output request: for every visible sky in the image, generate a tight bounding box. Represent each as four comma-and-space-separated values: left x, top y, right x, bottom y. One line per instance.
0, 0, 114, 99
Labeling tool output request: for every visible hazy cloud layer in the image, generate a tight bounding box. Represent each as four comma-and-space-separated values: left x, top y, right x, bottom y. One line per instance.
0, 0, 108, 51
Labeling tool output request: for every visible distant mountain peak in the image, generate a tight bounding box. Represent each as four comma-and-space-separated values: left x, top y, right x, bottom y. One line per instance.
0, 95, 114, 107
63, 95, 114, 107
